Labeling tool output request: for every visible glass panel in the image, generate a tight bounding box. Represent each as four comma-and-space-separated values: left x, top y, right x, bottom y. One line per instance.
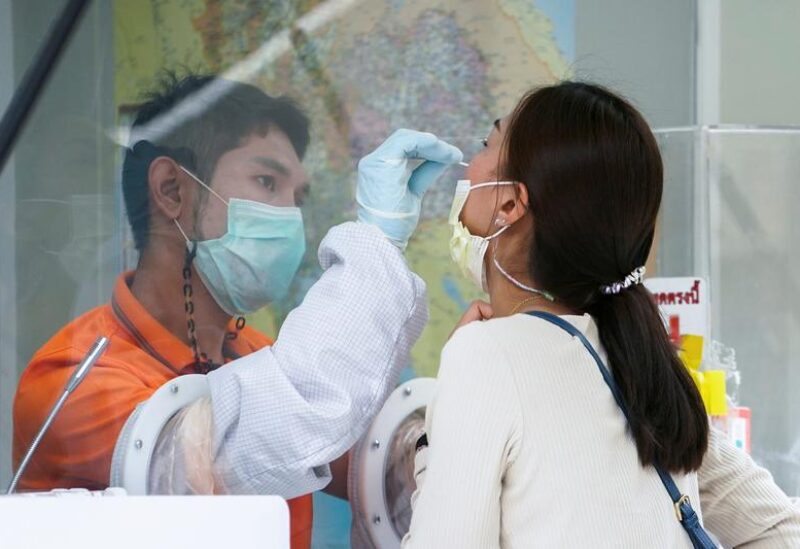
0, 0, 71, 113
1, 0, 116, 493
10, 0, 795, 544
654, 127, 705, 278
657, 126, 800, 495
707, 128, 800, 494
0, 1, 580, 545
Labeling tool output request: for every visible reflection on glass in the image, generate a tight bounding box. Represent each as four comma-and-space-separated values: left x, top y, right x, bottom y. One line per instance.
657, 127, 800, 495
2, 1, 579, 546
4, 1, 797, 546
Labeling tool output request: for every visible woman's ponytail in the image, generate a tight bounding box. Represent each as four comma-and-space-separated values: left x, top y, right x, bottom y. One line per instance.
588, 285, 708, 473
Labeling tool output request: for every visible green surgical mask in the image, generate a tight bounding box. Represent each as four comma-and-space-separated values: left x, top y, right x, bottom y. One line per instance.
175, 166, 306, 315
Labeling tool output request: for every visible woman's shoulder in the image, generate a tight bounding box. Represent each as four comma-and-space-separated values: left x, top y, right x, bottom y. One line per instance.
440, 314, 554, 374
447, 313, 595, 349
438, 319, 516, 389
441, 313, 599, 381
435, 319, 526, 430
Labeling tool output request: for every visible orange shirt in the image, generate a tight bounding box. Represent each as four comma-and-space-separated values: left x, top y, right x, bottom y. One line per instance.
13, 272, 313, 548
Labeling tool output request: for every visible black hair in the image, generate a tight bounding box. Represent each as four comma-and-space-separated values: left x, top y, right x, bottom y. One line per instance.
504, 82, 708, 473
121, 72, 310, 252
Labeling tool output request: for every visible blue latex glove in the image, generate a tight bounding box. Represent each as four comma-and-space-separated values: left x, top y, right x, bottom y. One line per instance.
357, 129, 463, 249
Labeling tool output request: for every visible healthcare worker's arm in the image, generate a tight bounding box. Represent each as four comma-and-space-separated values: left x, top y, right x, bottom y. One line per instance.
699, 427, 800, 548
402, 324, 521, 549
202, 130, 462, 499
205, 222, 424, 498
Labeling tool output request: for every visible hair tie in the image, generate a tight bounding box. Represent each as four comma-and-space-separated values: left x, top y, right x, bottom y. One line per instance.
601, 266, 646, 295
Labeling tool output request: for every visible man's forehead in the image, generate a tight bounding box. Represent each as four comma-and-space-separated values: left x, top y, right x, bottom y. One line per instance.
242, 130, 299, 156
219, 131, 302, 168
251, 156, 290, 175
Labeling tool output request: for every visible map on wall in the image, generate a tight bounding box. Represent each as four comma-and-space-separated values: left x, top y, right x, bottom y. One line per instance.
114, 0, 574, 379
114, 1, 573, 543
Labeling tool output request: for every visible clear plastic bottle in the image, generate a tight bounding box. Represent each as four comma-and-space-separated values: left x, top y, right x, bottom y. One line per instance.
704, 340, 751, 453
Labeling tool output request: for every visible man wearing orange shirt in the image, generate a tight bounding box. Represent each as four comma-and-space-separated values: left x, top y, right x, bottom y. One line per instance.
13, 74, 462, 548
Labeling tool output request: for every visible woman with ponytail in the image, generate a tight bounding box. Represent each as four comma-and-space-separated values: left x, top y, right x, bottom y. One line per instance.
401, 82, 799, 548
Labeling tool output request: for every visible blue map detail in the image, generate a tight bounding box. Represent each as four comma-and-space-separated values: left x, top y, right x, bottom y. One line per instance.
537, 0, 576, 62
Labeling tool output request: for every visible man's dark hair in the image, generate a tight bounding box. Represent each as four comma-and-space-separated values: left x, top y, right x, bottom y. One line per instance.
122, 72, 310, 252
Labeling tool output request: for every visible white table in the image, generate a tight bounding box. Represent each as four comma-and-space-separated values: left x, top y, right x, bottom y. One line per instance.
0, 493, 289, 549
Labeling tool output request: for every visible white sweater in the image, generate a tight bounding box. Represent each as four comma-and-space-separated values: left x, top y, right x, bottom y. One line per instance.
403, 313, 800, 548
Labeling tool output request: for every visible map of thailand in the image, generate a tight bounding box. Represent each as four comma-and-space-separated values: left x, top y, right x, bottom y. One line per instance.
115, 0, 572, 381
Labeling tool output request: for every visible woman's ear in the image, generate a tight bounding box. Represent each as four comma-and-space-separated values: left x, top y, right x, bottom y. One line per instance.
496, 182, 530, 226
148, 156, 187, 220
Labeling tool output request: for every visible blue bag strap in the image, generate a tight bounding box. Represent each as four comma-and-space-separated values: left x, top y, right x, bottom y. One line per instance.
525, 311, 717, 549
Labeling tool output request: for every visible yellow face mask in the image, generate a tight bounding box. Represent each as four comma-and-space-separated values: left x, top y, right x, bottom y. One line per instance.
448, 179, 555, 301
448, 179, 515, 292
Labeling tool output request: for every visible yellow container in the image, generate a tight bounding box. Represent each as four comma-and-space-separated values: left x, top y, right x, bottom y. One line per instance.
703, 370, 728, 416
690, 370, 707, 408
680, 334, 704, 372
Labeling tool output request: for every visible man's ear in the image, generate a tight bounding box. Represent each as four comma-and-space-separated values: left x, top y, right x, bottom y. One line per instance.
148, 156, 188, 220
496, 182, 530, 227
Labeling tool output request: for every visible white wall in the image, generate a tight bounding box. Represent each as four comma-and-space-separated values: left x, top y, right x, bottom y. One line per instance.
720, 0, 800, 125
574, 0, 697, 128
574, 0, 800, 128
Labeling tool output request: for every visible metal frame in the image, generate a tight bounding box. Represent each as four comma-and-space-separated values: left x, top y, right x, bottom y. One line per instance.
0, 0, 91, 173
0, 0, 17, 491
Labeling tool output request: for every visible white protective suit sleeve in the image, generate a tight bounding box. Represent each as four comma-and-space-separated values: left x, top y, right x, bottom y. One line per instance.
205, 221, 428, 499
